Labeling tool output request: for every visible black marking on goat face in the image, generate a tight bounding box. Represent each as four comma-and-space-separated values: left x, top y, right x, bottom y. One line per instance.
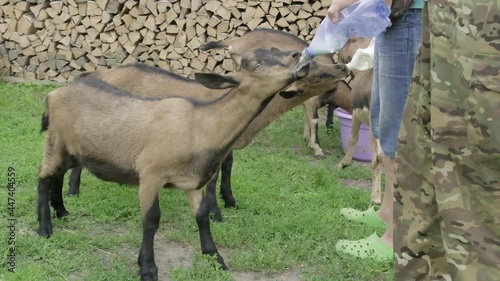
305, 68, 334, 85
79, 156, 140, 185
241, 48, 290, 70
317, 72, 336, 81
305, 61, 346, 85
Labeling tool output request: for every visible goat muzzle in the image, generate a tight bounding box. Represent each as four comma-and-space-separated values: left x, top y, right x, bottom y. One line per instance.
293, 62, 310, 79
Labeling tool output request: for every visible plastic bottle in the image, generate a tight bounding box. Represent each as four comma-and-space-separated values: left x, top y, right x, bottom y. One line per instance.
294, 0, 391, 71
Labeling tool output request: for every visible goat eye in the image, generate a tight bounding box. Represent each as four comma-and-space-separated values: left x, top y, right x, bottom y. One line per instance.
312, 76, 322, 84
254, 62, 262, 71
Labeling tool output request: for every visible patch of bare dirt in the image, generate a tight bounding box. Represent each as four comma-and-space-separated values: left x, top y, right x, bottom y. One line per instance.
153, 234, 304, 281
232, 268, 303, 281
107, 231, 304, 281
153, 235, 197, 279
341, 178, 372, 191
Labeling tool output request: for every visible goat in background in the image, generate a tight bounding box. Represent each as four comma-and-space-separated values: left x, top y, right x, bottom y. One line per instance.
301, 38, 374, 157
302, 80, 352, 157
302, 37, 383, 204
338, 39, 384, 205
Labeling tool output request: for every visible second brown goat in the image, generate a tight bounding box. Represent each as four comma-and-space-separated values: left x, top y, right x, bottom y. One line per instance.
64, 29, 349, 222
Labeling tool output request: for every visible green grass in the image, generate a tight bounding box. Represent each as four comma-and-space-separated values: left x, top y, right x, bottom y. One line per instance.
0, 81, 392, 281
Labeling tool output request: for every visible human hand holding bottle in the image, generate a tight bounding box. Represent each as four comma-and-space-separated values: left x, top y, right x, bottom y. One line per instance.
294, 0, 391, 72
328, 0, 393, 23
328, 0, 358, 23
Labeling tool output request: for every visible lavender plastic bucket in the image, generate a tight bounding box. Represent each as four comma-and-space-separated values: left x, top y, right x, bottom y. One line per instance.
334, 108, 372, 162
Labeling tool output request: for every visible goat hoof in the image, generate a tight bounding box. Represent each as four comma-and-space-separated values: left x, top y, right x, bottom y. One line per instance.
38, 224, 53, 237
67, 191, 80, 197
337, 162, 350, 169
139, 273, 158, 281
314, 152, 325, 158
215, 254, 228, 271
55, 209, 69, 218
138, 264, 158, 281
210, 212, 223, 223
223, 198, 236, 209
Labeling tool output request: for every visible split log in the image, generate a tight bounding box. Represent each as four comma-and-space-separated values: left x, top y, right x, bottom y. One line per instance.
1, 0, 337, 82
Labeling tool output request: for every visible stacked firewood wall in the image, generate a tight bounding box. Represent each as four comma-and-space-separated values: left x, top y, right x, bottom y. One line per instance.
0, 0, 334, 82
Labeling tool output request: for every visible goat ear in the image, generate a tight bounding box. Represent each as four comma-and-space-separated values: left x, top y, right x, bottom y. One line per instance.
194, 73, 241, 89
278, 90, 299, 99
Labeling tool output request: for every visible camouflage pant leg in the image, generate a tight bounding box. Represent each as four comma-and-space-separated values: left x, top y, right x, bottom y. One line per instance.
395, 1, 500, 281
394, 3, 444, 280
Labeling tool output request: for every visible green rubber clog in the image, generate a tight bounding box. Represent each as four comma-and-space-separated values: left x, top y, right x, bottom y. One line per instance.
339, 205, 387, 229
335, 233, 393, 262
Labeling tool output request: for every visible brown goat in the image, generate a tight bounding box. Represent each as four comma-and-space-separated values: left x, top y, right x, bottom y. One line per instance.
336, 38, 384, 205
198, 28, 349, 220
63, 29, 348, 222
302, 80, 353, 157
300, 37, 373, 157
37, 48, 309, 280
302, 37, 383, 205
336, 68, 383, 205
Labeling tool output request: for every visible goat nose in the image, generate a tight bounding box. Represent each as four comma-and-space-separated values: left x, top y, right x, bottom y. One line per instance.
291, 51, 300, 59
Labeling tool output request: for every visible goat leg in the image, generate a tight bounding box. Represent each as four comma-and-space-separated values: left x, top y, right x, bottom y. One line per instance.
337, 114, 362, 168
310, 109, 324, 157
187, 189, 227, 270
326, 104, 335, 132
206, 170, 223, 222
38, 144, 69, 236
37, 176, 56, 237
49, 174, 69, 219
303, 104, 311, 143
68, 165, 83, 196
220, 151, 236, 208
138, 194, 160, 281
303, 101, 325, 157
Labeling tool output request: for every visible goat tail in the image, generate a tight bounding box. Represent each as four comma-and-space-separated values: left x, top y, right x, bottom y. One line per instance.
41, 112, 49, 132
41, 99, 49, 132
199, 41, 228, 51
